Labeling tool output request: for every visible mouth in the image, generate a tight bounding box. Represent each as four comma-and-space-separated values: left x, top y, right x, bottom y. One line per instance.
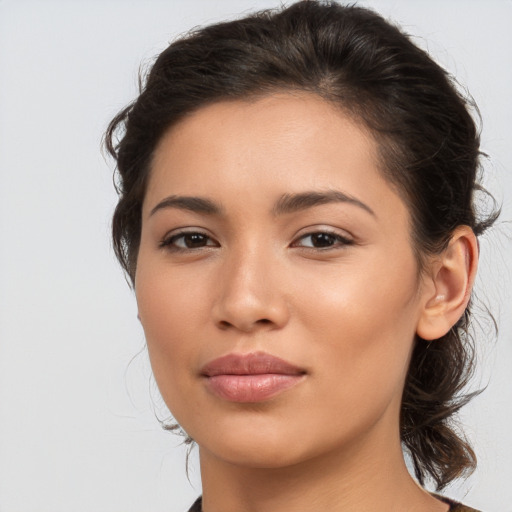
200, 352, 306, 403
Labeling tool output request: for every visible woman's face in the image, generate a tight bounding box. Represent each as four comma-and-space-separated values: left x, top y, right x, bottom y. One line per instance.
136, 93, 431, 468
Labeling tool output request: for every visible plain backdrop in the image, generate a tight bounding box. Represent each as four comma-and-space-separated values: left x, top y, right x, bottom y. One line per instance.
0, 1, 511, 511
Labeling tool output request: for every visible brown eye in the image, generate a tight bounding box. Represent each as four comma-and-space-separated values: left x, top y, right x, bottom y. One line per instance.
309, 233, 337, 247
180, 233, 209, 248
160, 231, 218, 250
294, 231, 353, 249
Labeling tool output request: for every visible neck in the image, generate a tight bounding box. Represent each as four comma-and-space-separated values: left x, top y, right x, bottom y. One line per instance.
198, 423, 448, 512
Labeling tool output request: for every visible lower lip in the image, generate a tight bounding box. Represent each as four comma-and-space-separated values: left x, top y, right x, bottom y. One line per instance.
205, 374, 304, 403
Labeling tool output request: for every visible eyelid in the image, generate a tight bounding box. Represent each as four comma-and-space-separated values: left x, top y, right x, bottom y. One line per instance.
157, 225, 354, 251
291, 227, 354, 249
159, 228, 220, 250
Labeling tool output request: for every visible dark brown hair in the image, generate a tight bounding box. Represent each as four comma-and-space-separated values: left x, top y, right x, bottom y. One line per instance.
105, 0, 498, 490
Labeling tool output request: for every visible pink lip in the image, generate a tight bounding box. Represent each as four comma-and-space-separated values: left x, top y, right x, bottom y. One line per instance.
201, 352, 306, 403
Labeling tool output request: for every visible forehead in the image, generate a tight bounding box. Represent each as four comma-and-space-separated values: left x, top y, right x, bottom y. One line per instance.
145, 92, 405, 223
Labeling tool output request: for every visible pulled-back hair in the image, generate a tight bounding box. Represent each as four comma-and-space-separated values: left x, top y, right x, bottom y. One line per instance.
105, 0, 498, 490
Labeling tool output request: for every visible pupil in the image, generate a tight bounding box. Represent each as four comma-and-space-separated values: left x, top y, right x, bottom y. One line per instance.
312, 233, 335, 247
186, 234, 206, 248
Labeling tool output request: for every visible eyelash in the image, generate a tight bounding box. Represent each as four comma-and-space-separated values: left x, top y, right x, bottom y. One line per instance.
292, 230, 354, 250
159, 229, 354, 252
159, 230, 217, 251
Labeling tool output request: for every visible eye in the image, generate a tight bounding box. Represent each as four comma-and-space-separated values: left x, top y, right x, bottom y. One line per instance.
160, 231, 218, 251
292, 231, 353, 249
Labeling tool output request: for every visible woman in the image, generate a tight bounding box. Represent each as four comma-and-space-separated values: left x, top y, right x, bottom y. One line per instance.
105, 1, 498, 510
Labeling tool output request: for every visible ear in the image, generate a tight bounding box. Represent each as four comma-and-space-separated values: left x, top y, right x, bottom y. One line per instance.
416, 226, 479, 341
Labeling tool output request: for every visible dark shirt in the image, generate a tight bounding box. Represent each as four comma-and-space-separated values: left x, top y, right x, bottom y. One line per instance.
437, 495, 481, 512
186, 496, 481, 512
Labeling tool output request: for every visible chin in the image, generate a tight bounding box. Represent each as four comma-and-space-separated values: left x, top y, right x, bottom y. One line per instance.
192, 415, 349, 472
202, 437, 309, 469
187, 415, 304, 468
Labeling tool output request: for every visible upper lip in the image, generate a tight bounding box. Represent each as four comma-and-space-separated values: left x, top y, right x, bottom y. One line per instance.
201, 352, 305, 377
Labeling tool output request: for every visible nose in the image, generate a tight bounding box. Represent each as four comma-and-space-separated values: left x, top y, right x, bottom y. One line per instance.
212, 246, 290, 333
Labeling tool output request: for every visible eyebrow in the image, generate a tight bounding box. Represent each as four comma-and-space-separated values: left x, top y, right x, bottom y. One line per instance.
149, 189, 375, 218
272, 190, 376, 217
149, 195, 222, 217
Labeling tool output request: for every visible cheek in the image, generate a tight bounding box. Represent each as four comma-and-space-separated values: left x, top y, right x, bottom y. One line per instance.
295, 254, 420, 388
297, 251, 419, 330
134, 263, 209, 402
135, 252, 212, 335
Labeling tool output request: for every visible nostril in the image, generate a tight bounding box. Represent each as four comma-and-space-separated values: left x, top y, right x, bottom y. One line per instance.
216, 318, 273, 331
218, 320, 232, 330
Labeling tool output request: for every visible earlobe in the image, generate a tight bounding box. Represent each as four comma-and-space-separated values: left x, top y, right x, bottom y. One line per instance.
416, 226, 478, 341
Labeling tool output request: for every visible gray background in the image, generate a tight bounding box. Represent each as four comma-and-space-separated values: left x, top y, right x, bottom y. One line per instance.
0, 1, 511, 511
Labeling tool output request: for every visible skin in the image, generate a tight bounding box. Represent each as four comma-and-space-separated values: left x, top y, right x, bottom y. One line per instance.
135, 93, 477, 512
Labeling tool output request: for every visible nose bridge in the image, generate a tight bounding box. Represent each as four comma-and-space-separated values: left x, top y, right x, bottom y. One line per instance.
213, 238, 288, 332
231, 240, 268, 287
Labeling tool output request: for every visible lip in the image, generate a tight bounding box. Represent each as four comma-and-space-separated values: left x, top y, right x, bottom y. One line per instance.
201, 352, 306, 403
